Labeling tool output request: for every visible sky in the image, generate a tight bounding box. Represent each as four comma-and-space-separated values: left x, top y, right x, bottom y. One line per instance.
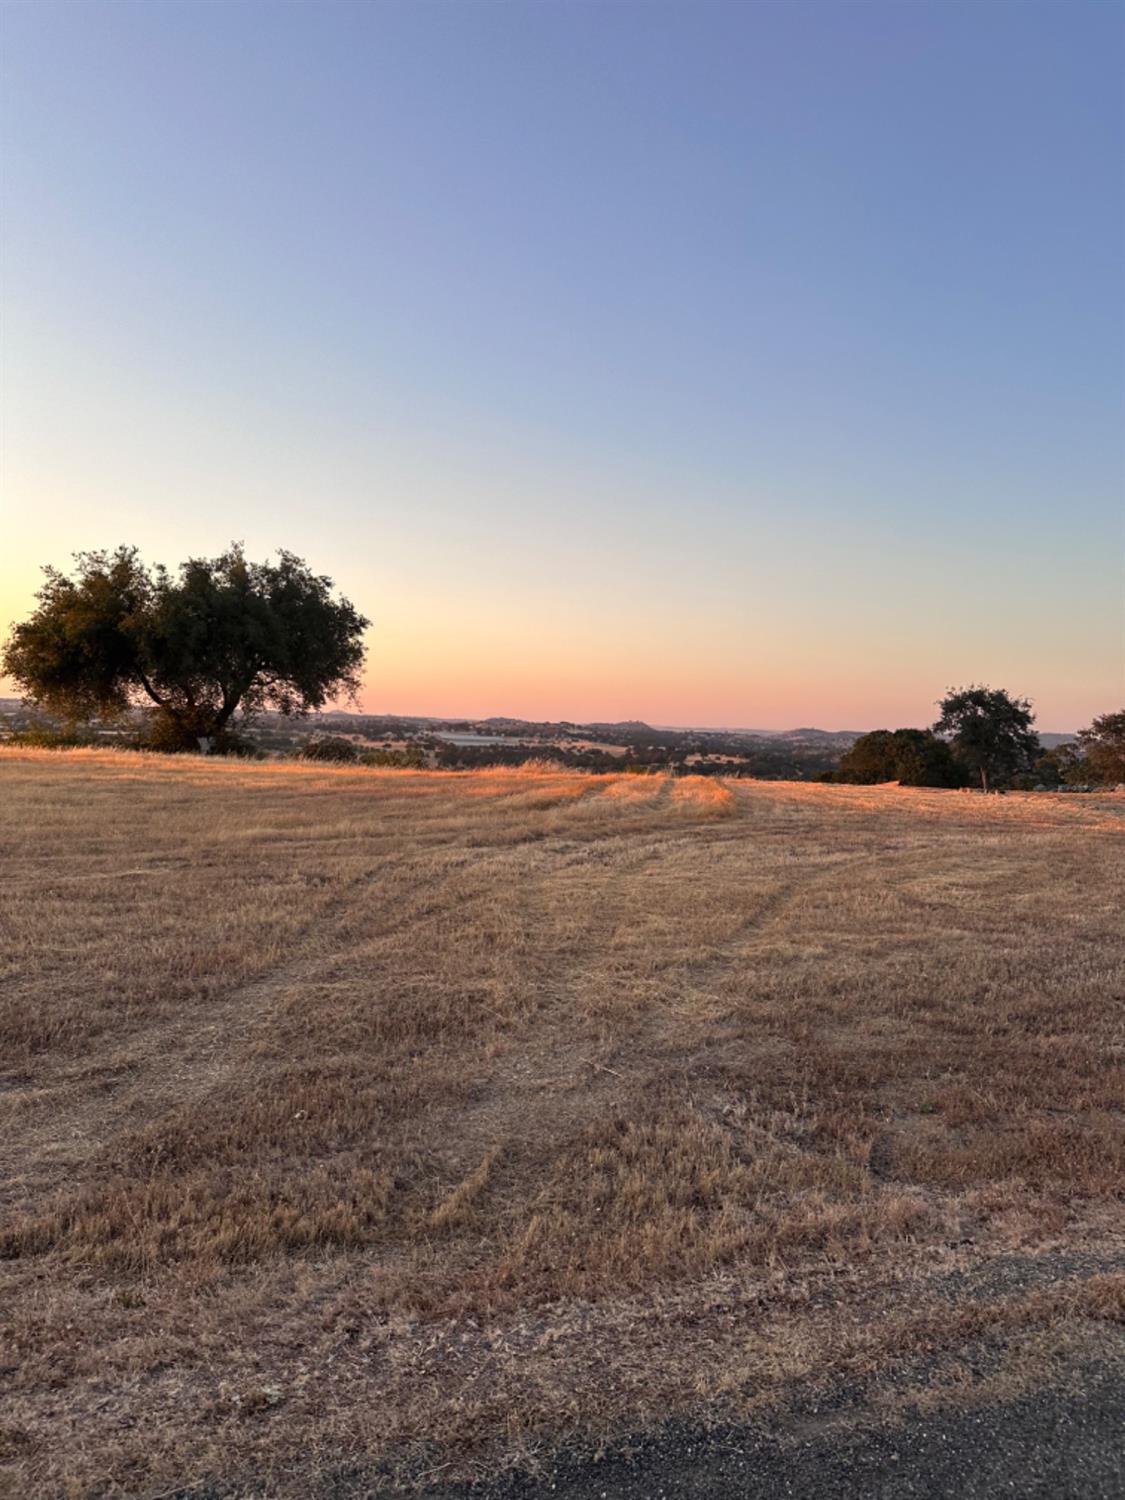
1, 0, 1122, 731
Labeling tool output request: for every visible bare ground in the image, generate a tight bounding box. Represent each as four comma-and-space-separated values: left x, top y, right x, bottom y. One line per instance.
0, 750, 1122, 1498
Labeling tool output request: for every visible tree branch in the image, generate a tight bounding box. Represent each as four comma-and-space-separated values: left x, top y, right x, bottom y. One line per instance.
134, 669, 174, 715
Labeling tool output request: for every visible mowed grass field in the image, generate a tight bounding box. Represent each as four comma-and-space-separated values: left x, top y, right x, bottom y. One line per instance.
1, 749, 1123, 1498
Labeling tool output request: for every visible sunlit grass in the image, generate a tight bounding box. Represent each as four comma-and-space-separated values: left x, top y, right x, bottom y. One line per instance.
1, 748, 1122, 1497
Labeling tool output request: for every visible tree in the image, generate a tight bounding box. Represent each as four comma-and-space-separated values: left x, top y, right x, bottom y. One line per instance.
833, 729, 897, 784
1075, 710, 1125, 786
933, 685, 1038, 792
833, 728, 963, 787
1029, 742, 1081, 789
885, 728, 965, 787
2, 544, 369, 751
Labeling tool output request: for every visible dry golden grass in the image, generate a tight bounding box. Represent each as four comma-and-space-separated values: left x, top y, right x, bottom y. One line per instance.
1, 748, 1122, 1497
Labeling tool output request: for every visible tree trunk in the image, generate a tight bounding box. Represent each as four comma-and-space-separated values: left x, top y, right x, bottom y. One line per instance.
212, 703, 238, 737
980, 765, 989, 794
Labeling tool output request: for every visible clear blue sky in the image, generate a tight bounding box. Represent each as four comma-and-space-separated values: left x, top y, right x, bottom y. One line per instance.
2, 0, 1122, 729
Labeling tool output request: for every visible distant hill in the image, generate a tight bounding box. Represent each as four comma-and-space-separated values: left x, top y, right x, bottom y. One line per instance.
0, 697, 1080, 754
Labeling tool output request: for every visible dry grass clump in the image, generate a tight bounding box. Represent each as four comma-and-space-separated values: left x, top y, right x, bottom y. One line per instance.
1, 748, 1123, 1497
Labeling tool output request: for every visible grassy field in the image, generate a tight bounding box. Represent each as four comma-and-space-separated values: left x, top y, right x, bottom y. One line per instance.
1, 749, 1123, 1498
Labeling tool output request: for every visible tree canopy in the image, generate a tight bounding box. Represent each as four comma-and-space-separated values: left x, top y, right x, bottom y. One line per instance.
933, 685, 1038, 792
832, 728, 964, 787
2, 545, 369, 751
1076, 709, 1125, 786
1029, 741, 1081, 789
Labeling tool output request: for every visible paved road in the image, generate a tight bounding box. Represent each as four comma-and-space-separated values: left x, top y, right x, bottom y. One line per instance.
403, 1369, 1125, 1500
182, 1352, 1125, 1500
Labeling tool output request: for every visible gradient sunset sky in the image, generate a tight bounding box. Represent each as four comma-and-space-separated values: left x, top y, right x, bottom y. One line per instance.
2, 0, 1122, 730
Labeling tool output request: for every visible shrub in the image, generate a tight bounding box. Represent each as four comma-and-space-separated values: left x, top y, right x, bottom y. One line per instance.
5, 725, 101, 750
359, 746, 428, 769
301, 736, 360, 764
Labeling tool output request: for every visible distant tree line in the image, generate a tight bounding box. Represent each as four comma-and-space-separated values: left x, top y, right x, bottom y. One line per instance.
824, 688, 1125, 792
300, 736, 428, 769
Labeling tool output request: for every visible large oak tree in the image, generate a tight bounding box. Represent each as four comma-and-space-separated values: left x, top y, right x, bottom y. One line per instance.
2, 544, 369, 751
933, 684, 1038, 792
